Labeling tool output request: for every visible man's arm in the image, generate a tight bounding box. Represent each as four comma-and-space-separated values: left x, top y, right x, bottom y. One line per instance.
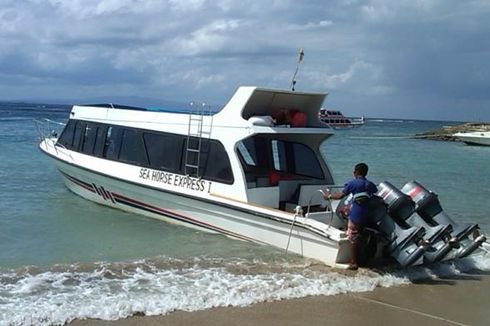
321, 189, 345, 200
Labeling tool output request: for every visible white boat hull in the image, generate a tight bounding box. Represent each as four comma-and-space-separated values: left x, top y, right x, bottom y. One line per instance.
454, 131, 490, 146
44, 145, 349, 267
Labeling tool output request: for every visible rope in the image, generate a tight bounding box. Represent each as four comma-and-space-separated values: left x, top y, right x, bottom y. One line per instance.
354, 296, 469, 326
285, 206, 303, 254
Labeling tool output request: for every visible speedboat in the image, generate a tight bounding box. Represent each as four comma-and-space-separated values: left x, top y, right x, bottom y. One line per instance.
37, 86, 486, 268
453, 131, 490, 146
318, 108, 364, 129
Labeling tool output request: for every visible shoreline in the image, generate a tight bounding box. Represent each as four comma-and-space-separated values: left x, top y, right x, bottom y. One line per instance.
70, 271, 490, 326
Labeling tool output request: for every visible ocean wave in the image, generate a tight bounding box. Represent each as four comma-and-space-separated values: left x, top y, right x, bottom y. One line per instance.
0, 254, 489, 326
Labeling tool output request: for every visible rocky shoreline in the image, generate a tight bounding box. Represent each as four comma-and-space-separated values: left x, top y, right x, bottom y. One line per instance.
414, 122, 490, 141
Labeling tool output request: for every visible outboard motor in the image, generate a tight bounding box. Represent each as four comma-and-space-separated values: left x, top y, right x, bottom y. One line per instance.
366, 196, 427, 267
378, 181, 456, 263
402, 181, 486, 258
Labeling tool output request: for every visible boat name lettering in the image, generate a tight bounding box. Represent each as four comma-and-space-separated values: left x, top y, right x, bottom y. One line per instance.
139, 168, 206, 191
173, 174, 206, 192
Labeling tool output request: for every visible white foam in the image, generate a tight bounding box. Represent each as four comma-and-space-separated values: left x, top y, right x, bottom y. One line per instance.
1, 253, 489, 326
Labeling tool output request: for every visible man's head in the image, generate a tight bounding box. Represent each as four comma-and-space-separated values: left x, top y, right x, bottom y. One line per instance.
354, 163, 368, 177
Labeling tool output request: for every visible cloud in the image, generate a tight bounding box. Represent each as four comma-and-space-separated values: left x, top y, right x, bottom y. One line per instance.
0, 0, 489, 120
172, 19, 243, 56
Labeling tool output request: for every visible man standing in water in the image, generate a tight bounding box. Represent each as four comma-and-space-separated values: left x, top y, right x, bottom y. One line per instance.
323, 163, 378, 270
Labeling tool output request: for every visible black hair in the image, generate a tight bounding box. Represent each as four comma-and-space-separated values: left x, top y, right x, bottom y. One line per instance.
354, 163, 369, 177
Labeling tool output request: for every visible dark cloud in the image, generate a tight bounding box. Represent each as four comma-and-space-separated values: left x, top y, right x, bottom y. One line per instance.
0, 0, 489, 121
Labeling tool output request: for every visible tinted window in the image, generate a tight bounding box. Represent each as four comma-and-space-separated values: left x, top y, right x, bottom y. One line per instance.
236, 137, 269, 170
143, 132, 184, 172
202, 140, 234, 184
93, 125, 106, 157
119, 129, 149, 165
272, 140, 287, 171
81, 123, 98, 155
271, 140, 324, 179
103, 126, 124, 160
72, 121, 84, 151
57, 121, 233, 183
292, 143, 324, 179
237, 140, 256, 166
57, 119, 76, 148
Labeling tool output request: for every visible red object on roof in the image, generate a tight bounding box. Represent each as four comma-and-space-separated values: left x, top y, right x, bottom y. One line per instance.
290, 111, 307, 127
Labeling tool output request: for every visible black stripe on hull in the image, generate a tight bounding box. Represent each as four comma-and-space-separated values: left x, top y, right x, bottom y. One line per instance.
61, 171, 267, 244
60, 171, 96, 193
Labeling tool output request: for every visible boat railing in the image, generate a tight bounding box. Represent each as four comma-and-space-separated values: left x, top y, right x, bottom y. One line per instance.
33, 118, 67, 157
33, 118, 64, 141
304, 186, 344, 228
286, 186, 343, 253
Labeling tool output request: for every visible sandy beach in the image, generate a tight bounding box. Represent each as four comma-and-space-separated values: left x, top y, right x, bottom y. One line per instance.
70, 270, 490, 326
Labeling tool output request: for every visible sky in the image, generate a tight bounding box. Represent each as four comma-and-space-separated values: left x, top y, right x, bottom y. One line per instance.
1, 0, 489, 121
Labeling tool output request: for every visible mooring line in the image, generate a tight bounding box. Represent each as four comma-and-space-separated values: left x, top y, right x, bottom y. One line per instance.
354, 295, 469, 326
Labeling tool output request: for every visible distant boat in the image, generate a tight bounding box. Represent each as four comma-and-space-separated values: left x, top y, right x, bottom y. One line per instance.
453, 131, 490, 146
318, 108, 364, 129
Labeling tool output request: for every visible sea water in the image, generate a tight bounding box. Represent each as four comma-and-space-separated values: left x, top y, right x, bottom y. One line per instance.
1, 103, 489, 325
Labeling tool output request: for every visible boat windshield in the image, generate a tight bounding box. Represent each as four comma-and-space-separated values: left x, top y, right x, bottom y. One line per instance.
237, 136, 325, 184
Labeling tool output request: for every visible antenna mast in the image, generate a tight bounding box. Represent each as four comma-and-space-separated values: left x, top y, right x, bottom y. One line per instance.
290, 48, 304, 91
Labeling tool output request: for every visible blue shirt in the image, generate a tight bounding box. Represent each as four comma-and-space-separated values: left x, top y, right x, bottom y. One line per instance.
342, 177, 378, 224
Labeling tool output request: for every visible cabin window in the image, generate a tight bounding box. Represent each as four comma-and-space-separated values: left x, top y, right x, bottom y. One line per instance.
237, 138, 258, 166
271, 140, 287, 171
201, 140, 234, 184
291, 143, 324, 179
143, 132, 183, 172
72, 120, 84, 151
237, 142, 255, 166
237, 137, 270, 170
56, 120, 233, 184
119, 129, 149, 166
103, 126, 124, 160
271, 140, 324, 179
81, 123, 98, 155
57, 119, 77, 149
93, 125, 106, 157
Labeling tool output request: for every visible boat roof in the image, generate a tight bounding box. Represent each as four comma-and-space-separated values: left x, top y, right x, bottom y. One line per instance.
70, 86, 333, 140
219, 86, 327, 128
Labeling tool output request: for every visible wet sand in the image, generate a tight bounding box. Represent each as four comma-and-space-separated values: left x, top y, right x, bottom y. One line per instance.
70, 271, 490, 326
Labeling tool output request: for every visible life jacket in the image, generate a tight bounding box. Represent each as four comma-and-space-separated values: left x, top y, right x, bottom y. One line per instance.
352, 179, 374, 205
290, 111, 307, 127
352, 191, 371, 205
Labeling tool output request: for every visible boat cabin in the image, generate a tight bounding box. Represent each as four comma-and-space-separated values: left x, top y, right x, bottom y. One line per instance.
55, 86, 335, 213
